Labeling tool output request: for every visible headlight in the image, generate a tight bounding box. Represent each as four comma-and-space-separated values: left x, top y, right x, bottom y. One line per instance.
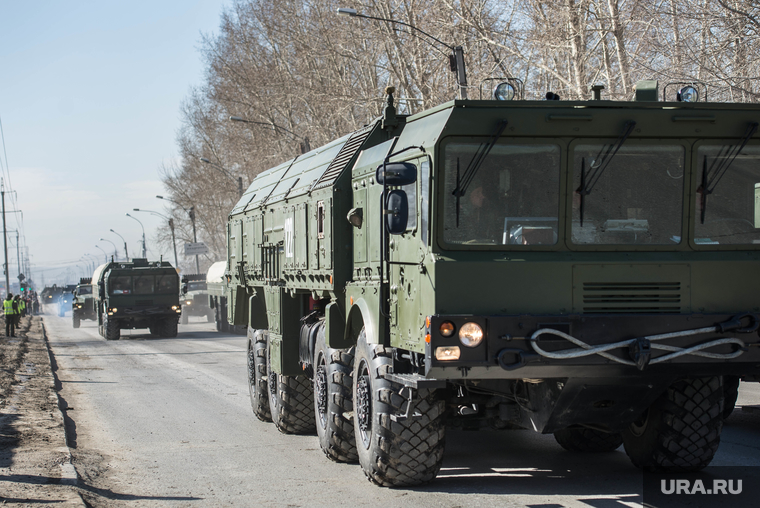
171, 305, 180, 310
435, 346, 461, 361
459, 322, 484, 347
185, 300, 192, 306
439, 321, 455, 337
494, 82, 515, 101
678, 85, 699, 102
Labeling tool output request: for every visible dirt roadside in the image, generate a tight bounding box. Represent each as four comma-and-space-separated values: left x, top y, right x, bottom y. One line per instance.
0, 315, 84, 507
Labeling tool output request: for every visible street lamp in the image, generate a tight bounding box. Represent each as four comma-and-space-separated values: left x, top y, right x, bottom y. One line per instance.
82, 253, 98, 272
133, 208, 179, 268
109, 229, 129, 261
199, 158, 244, 197
125, 213, 147, 258
99, 238, 118, 260
229, 116, 311, 154
156, 195, 199, 273
336, 7, 468, 99
95, 245, 108, 264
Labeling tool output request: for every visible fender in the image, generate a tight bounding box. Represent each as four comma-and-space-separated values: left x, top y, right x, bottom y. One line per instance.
346, 297, 380, 345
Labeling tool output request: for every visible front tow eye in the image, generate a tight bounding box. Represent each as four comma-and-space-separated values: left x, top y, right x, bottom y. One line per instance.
497, 348, 539, 371
628, 337, 652, 371
717, 313, 759, 334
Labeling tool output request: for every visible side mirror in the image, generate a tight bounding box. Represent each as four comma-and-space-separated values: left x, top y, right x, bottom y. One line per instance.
376, 162, 417, 186
181, 284, 188, 294
385, 190, 408, 234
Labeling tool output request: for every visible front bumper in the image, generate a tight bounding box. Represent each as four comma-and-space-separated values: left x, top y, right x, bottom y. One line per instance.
425, 313, 760, 380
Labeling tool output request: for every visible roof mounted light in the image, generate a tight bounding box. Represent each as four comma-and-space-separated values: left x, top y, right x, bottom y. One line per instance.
677, 85, 699, 102
494, 82, 516, 101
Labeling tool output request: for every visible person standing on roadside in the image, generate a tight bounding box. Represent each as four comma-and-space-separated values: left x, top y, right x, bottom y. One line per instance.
4, 293, 16, 337
19, 296, 26, 318
13, 295, 21, 329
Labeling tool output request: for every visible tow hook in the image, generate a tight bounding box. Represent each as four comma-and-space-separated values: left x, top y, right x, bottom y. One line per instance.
628, 337, 652, 371
717, 313, 759, 334
497, 348, 540, 371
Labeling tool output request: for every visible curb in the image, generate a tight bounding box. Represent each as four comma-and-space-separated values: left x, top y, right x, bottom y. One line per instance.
39, 317, 86, 506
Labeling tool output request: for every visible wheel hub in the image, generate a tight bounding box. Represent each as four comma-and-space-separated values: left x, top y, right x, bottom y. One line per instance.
315, 364, 328, 427
356, 373, 371, 447
247, 347, 256, 394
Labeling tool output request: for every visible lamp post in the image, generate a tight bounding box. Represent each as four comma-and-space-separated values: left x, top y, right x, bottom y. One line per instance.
99, 238, 118, 261
109, 229, 128, 261
336, 7, 468, 99
133, 208, 179, 268
125, 213, 147, 258
229, 116, 311, 154
156, 195, 199, 273
95, 245, 108, 264
199, 158, 244, 197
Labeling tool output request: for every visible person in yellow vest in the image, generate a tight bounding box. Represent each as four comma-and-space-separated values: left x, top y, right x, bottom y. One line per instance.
4, 293, 16, 337
19, 297, 26, 318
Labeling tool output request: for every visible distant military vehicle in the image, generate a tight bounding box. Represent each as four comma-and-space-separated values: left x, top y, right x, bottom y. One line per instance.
72, 278, 96, 328
92, 259, 181, 340
180, 274, 213, 324
206, 261, 229, 332
40, 285, 64, 310
226, 82, 760, 486
58, 290, 73, 317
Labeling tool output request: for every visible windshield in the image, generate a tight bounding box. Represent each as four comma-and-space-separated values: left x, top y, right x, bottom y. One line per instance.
77, 286, 93, 295
109, 274, 178, 295
187, 281, 207, 291
443, 141, 561, 246
572, 144, 684, 245
694, 145, 760, 245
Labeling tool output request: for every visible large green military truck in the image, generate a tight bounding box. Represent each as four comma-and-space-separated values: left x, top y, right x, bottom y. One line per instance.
180, 274, 213, 324
92, 259, 181, 340
227, 82, 760, 486
72, 278, 95, 328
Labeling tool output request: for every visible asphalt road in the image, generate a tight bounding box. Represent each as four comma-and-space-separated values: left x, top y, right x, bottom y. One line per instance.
42, 312, 760, 508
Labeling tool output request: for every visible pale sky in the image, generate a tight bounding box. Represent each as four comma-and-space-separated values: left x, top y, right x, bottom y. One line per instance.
0, 0, 230, 287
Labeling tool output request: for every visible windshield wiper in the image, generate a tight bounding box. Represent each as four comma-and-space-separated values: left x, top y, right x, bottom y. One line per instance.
697, 121, 759, 224
452, 119, 508, 227
576, 120, 636, 226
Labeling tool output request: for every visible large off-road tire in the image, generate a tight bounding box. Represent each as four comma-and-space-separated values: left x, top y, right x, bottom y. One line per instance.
353, 330, 445, 487
158, 318, 178, 338
314, 326, 357, 463
72, 314, 81, 329
266, 335, 315, 434
247, 329, 271, 422
722, 376, 740, 420
105, 316, 120, 341
554, 427, 623, 452
622, 376, 723, 471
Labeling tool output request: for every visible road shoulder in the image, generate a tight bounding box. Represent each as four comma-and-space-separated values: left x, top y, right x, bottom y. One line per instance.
0, 316, 84, 507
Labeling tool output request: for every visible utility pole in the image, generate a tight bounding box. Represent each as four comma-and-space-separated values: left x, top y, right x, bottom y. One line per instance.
1, 180, 8, 296
189, 206, 199, 273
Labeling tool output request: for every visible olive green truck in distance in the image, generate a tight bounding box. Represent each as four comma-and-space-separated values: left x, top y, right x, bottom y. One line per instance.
180, 274, 213, 324
72, 277, 95, 328
227, 82, 760, 487
92, 259, 181, 340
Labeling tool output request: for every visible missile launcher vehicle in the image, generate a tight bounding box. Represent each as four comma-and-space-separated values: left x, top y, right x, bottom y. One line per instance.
227, 82, 760, 486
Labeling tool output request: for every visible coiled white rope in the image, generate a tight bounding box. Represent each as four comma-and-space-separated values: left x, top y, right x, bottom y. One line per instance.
529, 327, 746, 367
